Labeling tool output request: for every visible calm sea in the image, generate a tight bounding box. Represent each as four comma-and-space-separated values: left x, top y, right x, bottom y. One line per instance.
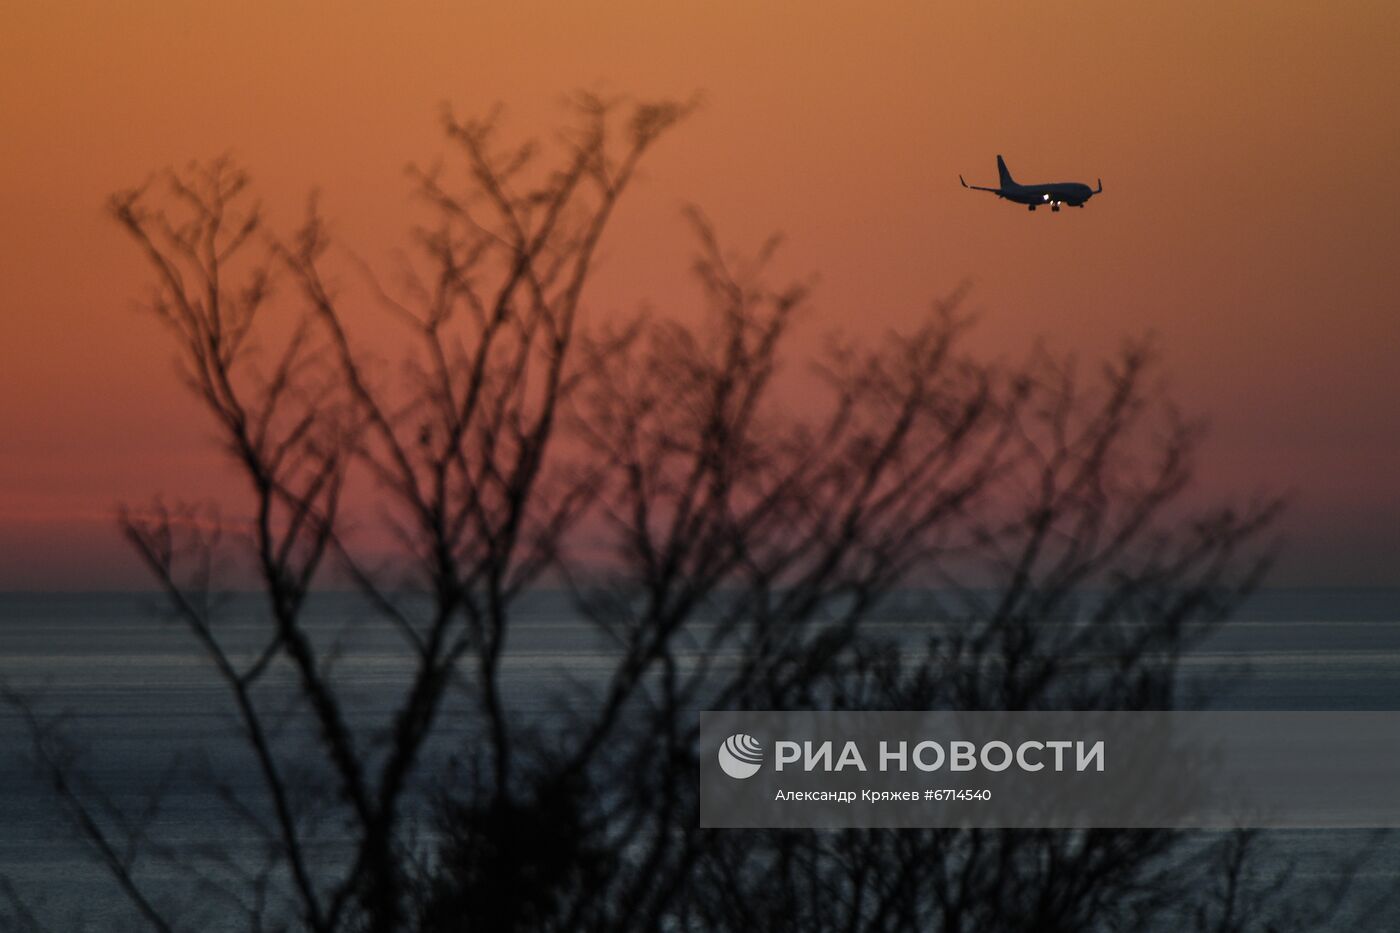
2, 589, 1398, 930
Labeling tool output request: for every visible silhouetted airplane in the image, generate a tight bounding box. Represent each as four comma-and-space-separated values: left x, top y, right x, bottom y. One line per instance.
960, 155, 1102, 212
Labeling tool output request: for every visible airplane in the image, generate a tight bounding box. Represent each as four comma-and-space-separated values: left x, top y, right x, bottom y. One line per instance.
960, 155, 1102, 211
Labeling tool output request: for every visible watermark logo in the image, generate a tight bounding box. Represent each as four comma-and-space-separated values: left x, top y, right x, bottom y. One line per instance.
718, 733, 764, 779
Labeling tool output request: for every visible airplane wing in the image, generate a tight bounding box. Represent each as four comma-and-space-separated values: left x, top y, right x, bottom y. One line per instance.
959, 174, 999, 193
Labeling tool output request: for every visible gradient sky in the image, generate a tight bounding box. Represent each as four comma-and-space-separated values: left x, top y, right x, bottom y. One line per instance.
2, 1, 1398, 587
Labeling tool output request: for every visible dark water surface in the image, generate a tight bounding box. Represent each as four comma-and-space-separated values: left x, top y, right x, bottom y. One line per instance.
2, 589, 1398, 930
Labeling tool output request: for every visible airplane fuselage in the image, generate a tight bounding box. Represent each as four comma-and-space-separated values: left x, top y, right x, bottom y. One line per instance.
997, 181, 1096, 207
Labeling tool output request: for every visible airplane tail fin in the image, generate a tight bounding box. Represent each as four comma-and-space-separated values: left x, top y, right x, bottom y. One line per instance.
996, 155, 1016, 188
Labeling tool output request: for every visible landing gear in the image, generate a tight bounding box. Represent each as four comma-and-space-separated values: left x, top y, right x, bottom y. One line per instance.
1028, 204, 1036, 212
1051, 203, 1060, 212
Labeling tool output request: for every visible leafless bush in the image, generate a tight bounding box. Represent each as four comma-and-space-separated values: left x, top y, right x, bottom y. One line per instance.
5, 96, 1374, 933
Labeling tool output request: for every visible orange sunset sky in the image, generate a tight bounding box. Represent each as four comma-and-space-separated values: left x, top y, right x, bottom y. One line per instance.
2, 1, 1398, 587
